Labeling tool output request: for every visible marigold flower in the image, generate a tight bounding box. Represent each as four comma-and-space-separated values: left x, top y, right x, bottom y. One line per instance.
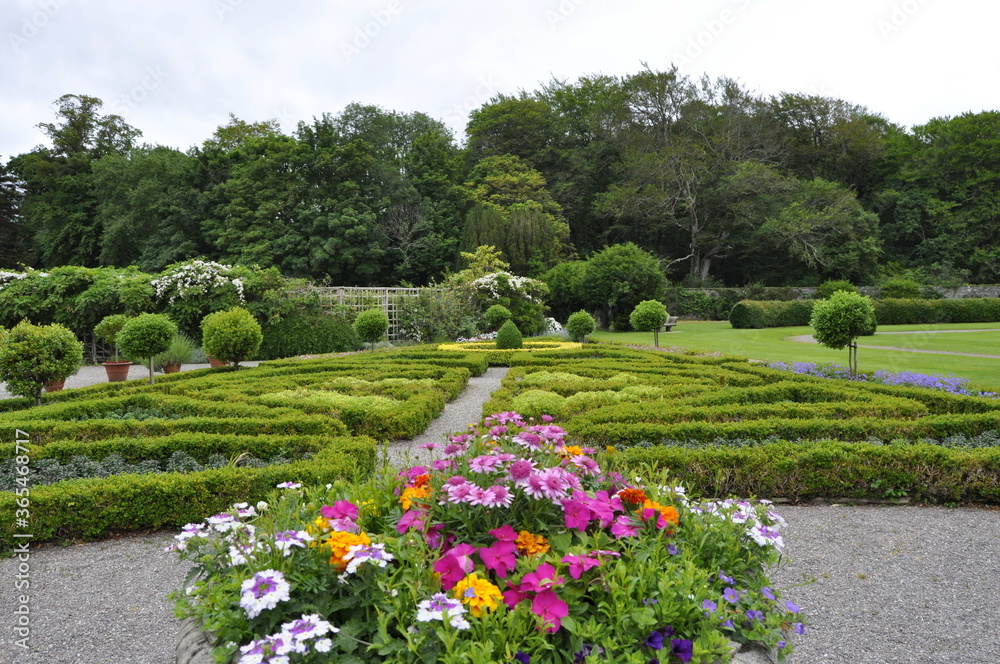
453, 573, 503, 617
324, 531, 371, 571
639, 499, 680, 528
557, 444, 584, 457
400, 485, 432, 511
412, 474, 431, 489
618, 488, 648, 505
516, 530, 551, 557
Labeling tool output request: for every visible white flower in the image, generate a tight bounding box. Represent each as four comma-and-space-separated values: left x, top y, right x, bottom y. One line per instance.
240, 570, 291, 619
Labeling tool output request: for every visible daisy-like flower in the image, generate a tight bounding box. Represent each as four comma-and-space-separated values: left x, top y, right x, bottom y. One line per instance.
240, 569, 291, 619
468, 454, 503, 473
274, 530, 313, 555
537, 467, 572, 501
453, 573, 503, 617
512, 432, 544, 450
570, 455, 601, 476
231, 502, 258, 519
416, 592, 470, 629
442, 482, 476, 504
507, 458, 537, 484
479, 485, 514, 508
344, 542, 394, 574
275, 482, 301, 489
170, 522, 208, 551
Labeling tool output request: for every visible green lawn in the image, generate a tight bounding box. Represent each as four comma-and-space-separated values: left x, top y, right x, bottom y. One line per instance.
591, 321, 1000, 390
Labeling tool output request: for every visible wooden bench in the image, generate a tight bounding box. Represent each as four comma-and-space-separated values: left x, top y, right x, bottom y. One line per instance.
661, 316, 679, 332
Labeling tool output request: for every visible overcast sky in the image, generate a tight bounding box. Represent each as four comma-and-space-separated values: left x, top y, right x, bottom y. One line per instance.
3, 0, 998, 158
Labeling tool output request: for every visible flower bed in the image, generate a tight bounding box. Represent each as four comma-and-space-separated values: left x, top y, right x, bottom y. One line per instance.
170, 413, 802, 663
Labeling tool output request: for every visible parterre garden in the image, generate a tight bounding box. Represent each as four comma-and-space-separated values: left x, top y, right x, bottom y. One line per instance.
4, 342, 1000, 551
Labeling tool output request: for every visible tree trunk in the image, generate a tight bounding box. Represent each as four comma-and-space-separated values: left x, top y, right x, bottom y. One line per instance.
148, 356, 155, 385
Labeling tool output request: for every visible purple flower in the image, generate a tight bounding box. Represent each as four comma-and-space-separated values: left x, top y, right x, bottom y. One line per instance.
702, 599, 717, 613
786, 599, 802, 613
794, 622, 806, 635
645, 630, 665, 651
761, 586, 776, 601
745, 609, 764, 622
513, 653, 530, 664
723, 587, 740, 604
720, 619, 735, 630
718, 571, 734, 584
670, 639, 693, 663
667, 544, 678, 555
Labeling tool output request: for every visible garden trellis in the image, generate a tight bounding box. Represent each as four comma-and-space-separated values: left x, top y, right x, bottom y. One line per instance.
304, 286, 446, 341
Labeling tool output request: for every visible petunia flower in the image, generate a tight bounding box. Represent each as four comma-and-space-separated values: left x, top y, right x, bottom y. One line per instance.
561, 553, 600, 580
670, 638, 694, 663
562, 496, 592, 532
434, 543, 477, 590
521, 563, 564, 592
532, 588, 569, 633
479, 541, 518, 578
489, 524, 518, 542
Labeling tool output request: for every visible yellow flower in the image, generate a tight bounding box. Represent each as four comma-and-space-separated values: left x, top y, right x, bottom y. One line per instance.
558, 445, 584, 457
515, 530, 551, 557
400, 485, 432, 511
453, 573, 502, 617
324, 531, 370, 570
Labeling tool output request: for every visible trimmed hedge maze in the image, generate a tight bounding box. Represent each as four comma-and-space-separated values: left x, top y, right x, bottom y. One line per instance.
0, 349, 488, 547
483, 345, 1000, 504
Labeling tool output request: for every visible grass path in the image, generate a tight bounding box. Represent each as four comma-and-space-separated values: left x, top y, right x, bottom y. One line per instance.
592, 321, 1000, 389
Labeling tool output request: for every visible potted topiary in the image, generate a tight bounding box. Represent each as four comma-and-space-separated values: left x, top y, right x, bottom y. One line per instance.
116, 313, 178, 385
0, 321, 84, 406
201, 306, 263, 369
353, 308, 390, 351
153, 332, 197, 373
94, 314, 133, 382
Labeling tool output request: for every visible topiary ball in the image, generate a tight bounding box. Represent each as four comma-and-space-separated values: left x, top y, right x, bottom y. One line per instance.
484, 304, 512, 331
565, 310, 596, 342
495, 320, 523, 349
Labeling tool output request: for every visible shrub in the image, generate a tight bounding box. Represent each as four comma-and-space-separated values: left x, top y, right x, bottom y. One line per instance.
495, 320, 523, 349
93, 314, 131, 362
201, 306, 263, 368
810, 292, 877, 378
117, 313, 178, 384
469, 272, 548, 335
729, 301, 814, 329
153, 333, 197, 370
353, 308, 390, 350
814, 280, 857, 299
0, 321, 84, 406
582, 243, 666, 330
396, 290, 477, 343
541, 260, 588, 322
565, 310, 597, 342
483, 304, 512, 331
258, 309, 360, 360
629, 300, 669, 347
879, 277, 922, 299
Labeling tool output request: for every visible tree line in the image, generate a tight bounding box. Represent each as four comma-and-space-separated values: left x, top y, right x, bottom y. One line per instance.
2, 66, 998, 286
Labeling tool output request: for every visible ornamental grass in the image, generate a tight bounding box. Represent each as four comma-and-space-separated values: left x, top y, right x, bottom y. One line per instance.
170, 413, 802, 664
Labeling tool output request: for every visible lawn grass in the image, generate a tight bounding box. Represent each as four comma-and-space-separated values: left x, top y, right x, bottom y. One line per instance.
591, 321, 1000, 390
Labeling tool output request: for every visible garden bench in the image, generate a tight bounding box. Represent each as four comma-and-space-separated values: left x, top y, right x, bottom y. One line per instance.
661, 315, 679, 332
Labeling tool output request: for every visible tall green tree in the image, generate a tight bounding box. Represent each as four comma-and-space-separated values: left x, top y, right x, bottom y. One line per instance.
0, 159, 32, 268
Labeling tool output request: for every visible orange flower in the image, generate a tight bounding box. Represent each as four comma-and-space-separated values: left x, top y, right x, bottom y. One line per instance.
618, 488, 648, 505
557, 445, 584, 457
412, 474, 431, 489
453, 573, 502, 617
639, 500, 680, 528
324, 531, 371, 570
515, 530, 551, 557
400, 485, 432, 511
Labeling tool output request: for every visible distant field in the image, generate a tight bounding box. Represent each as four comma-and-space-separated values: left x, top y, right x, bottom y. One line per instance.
591, 321, 1000, 390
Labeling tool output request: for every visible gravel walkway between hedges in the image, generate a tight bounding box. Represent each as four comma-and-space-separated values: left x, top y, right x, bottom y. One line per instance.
3, 365, 1000, 663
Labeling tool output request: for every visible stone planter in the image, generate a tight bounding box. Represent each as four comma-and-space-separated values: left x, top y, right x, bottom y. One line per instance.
102, 361, 132, 382
207, 356, 228, 368
43, 378, 65, 392
162, 363, 182, 374
175, 618, 777, 664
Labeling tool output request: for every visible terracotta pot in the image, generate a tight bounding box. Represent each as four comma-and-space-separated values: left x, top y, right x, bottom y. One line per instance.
162, 363, 182, 374
43, 379, 65, 392
207, 356, 228, 368
102, 361, 132, 382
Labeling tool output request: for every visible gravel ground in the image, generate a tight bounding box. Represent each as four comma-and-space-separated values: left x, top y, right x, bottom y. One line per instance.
3, 364, 1000, 663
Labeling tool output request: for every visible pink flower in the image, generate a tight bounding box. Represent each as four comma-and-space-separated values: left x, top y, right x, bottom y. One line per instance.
432, 459, 455, 471
400, 466, 429, 482
445, 475, 468, 486
570, 455, 601, 476
512, 433, 544, 450
319, 501, 358, 522
523, 472, 548, 500
532, 589, 569, 633
469, 455, 503, 474
540, 414, 554, 422
466, 485, 487, 505
537, 467, 571, 501
586, 491, 624, 528
489, 425, 508, 437
442, 443, 468, 458
610, 514, 641, 538
479, 541, 517, 578
521, 563, 564, 592
561, 554, 600, 580
508, 459, 537, 484
396, 509, 426, 534
420, 442, 438, 451
481, 485, 514, 508
448, 434, 471, 444
443, 482, 476, 504
488, 411, 524, 425
433, 543, 477, 590
426, 524, 447, 550
562, 497, 592, 532
489, 525, 518, 542
502, 582, 530, 609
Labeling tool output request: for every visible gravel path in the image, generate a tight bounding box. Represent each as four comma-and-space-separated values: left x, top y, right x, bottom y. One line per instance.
3, 364, 1000, 663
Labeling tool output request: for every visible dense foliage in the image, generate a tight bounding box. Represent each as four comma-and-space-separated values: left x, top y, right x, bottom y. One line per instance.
117, 313, 177, 383
810, 292, 878, 377
495, 320, 523, 349
565, 310, 596, 343
4, 81, 998, 290
353, 308, 390, 350
201, 307, 264, 369
0, 321, 83, 405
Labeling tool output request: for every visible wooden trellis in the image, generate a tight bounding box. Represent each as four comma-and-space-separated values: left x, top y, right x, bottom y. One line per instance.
307, 286, 444, 341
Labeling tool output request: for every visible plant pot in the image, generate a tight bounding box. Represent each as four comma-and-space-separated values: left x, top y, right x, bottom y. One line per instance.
207, 356, 228, 368
102, 361, 132, 382
43, 379, 65, 392
162, 363, 182, 374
